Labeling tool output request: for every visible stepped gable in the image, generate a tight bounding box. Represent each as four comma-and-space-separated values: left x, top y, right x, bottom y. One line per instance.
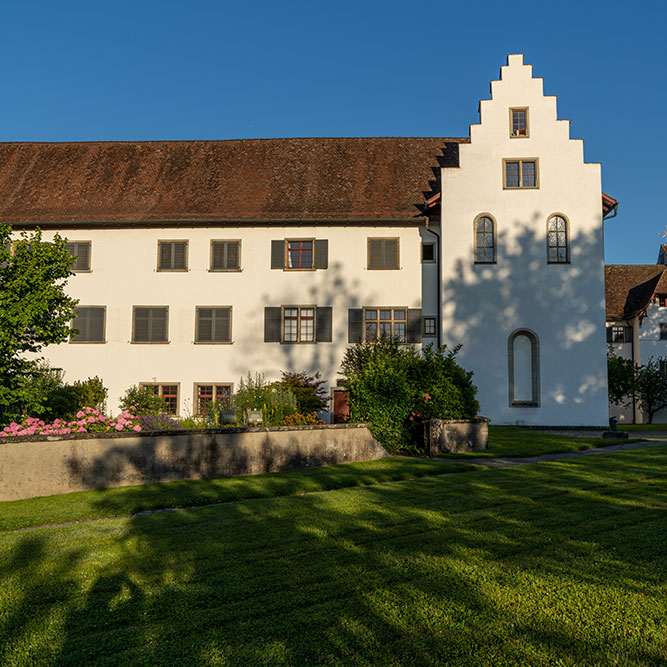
0, 137, 468, 225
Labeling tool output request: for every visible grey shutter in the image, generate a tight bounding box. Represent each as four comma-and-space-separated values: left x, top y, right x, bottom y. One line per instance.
271, 240, 285, 269
214, 308, 231, 342
77, 242, 90, 270
159, 243, 172, 270
316, 307, 332, 342
384, 239, 399, 269
368, 239, 382, 269
89, 308, 105, 341
151, 308, 168, 342
134, 308, 150, 342
264, 307, 282, 342
407, 309, 422, 343
606, 327, 613, 343
226, 242, 240, 270
314, 239, 328, 269
173, 242, 187, 270
211, 242, 225, 270
348, 309, 363, 343
197, 308, 213, 341
624, 326, 633, 343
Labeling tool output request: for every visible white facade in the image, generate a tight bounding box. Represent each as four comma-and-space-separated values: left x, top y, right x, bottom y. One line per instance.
40, 225, 423, 415
26, 54, 612, 425
439, 54, 609, 425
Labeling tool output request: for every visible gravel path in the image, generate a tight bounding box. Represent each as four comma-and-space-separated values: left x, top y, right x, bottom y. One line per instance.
439, 439, 667, 468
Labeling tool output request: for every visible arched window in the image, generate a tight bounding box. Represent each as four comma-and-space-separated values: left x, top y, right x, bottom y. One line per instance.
474, 215, 496, 263
508, 329, 540, 407
547, 215, 569, 263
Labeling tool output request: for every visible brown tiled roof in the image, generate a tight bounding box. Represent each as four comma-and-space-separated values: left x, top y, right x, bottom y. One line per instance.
0, 138, 468, 225
605, 265, 667, 320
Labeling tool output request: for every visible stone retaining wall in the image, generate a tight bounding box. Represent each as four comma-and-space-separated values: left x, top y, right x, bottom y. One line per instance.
0, 424, 388, 501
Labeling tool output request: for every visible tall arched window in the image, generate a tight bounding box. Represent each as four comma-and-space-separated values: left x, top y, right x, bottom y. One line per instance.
474, 215, 496, 263
508, 329, 540, 407
547, 215, 569, 263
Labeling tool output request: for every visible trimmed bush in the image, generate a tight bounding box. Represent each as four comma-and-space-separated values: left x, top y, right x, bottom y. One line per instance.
119, 385, 168, 416
341, 339, 479, 454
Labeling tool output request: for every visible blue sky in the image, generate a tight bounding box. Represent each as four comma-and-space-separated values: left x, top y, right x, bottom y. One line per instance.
0, 0, 664, 264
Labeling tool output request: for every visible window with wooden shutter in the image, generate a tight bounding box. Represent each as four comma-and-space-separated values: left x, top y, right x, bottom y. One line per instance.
367, 238, 399, 270
286, 240, 314, 269
195, 307, 232, 343
158, 241, 188, 271
65, 242, 91, 271
210, 241, 241, 271
132, 307, 168, 343
70, 306, 105, 342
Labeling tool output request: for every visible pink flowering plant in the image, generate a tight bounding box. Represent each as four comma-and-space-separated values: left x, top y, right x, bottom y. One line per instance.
0, 406, 142, 437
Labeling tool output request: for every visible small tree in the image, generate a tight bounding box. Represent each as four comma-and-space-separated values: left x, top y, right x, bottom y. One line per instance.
635, 357, 667, 424
0, 225, 78, 422
607, 347, 635, 406
273, 371, 329, 413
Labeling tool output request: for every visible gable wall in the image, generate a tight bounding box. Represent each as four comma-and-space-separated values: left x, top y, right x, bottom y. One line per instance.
440, 55, 608, 425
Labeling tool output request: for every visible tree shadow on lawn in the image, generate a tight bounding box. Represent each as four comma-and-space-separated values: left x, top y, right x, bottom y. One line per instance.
2, 449, 667, 666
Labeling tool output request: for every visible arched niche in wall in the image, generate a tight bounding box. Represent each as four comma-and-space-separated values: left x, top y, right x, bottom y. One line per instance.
508, 329, 540, 407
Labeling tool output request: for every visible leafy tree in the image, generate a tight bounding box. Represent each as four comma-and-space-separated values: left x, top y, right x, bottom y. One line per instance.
273, 371, 329, 413
0, 225, 78, 422
607, 347, 635, 406
635, 357, 667, 424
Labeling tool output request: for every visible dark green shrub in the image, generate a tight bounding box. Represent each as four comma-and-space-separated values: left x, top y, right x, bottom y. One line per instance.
119, 385, 168, 416
341, 340, 479, 454
273, 371, 329, 413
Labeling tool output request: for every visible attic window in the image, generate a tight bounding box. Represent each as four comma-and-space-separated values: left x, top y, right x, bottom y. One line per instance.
510, 108, 528, 137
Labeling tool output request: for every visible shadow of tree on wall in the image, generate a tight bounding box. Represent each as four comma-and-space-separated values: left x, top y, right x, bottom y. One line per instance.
2, 450, 667, 664
440, 218, 608, 421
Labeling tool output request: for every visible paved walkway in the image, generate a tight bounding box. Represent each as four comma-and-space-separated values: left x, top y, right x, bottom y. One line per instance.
439, 439, 667, 468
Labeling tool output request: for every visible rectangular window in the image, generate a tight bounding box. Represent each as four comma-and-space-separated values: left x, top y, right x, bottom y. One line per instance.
133, 307, 168, 343
611, 325, 627, 343
364, 308, 407, 342
660, 324, 667, 341
158, 241, 188, 271
195, 384, 232, 415
195, 307, 232, 343
368, 238, 399, 270
283, 306, 315, 342
141, 383, 179, 415
421, 243, 435, 263
210, 241, 240, 271
658, 295, 667, 307
510, 108, 528, 137
504, 159, 538, 189
65, 241, 91, 271
423, 317, 437, 337
71, 307, 105, 343
286, 240, 313, 269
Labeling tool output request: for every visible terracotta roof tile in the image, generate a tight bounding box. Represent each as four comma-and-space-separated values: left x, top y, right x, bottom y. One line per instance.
0, 138, 468, 225
605, 265, 667, 320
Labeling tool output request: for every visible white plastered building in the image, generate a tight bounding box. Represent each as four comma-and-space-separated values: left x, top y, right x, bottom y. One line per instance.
0, 55, 617, 425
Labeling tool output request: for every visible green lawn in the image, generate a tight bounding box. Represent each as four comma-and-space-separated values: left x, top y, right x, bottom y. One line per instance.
437, 425, 640, 458
0, 457, 480, 532
1, 444, 666, 665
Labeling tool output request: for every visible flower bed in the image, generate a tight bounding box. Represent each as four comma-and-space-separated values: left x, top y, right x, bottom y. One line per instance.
0, 406, 142, 437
